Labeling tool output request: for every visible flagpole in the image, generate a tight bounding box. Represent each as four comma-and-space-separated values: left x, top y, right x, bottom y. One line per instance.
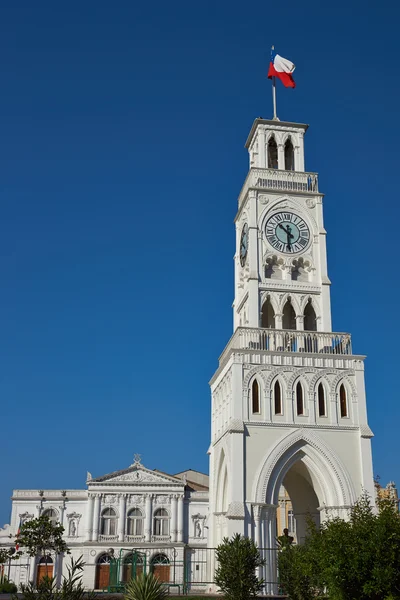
272, 76, 277, 120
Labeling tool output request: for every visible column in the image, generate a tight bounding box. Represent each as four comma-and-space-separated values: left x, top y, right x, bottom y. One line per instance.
279, 500, 286, 535
29, 556, 36, 582
264, 505, 278, 595
58, 505, 65, 528
92, 495, 101, 542
253, 505, 263, 581
170, 495, 178, 542
118, 494, 126, 542
277, 144, 285, 169
86, 495, 95, 541
144, 494, 152, 542
258, 128, 266, 168
177, 495, 184, 543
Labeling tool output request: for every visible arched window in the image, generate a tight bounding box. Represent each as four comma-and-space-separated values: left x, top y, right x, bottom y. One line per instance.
252, 379, 260, 414
304, 300, 317, 331
274, 381, 282, 415
150, 553, 170, 583
296, 382, 304, 415
288, 510, 296, 534
261, 297, 275, 328
37, 556, 53, 586
318, 383, 326, 417
127, 508, 144, 536
42, 509, 58, 526
283, 299, 296, 330
123, 552, 144, 582
101, 508, 117, 536
267, 136, 278, 169
153, 509, 169, 536
340, 384, 348, 417
95, 554, 111, 590
284, 138, 294, 171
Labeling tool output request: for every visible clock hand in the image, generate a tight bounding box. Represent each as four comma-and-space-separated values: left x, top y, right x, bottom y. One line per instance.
278, 223, 294, 239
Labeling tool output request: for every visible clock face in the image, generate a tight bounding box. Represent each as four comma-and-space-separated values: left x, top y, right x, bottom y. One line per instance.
240, 223, 248, 267
265, 212, 310, 254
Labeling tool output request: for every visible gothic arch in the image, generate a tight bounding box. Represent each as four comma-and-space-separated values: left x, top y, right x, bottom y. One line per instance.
279, 293, 301, 316
243, 366, 271, 390
253, 428, 356, 507
330, 373, 357, 398
265, 367, 292, 390
260, 291, 279, 315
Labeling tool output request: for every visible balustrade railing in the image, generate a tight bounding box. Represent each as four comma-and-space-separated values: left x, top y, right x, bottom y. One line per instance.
151, 534, 171, 542
220, 327, 352, 365
125, 534, 145, 543
98, 534, 118, 542
239, 168, 318, 205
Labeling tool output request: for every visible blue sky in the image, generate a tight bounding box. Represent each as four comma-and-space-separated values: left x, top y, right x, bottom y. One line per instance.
1, 0, 399, 524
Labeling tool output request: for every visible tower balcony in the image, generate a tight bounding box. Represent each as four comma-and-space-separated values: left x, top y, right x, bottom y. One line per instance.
238, 168, 318, 206
219, 327, 352, 366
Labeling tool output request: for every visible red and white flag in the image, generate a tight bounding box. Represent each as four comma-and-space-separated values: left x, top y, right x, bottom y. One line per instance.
268, 48, 296, 88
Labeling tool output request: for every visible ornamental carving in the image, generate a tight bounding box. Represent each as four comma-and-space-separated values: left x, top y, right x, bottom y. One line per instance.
154, 495, 170, 505
306, 198, 316, 209
19, 512, 34, 524
104, 495, 117, 504
127, 494, 145, 504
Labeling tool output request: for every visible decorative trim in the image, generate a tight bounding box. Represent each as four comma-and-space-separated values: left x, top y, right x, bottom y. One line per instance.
226, 502, 245, 520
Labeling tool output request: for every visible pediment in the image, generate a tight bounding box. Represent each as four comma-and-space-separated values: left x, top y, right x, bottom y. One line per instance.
89, 465, 182, 486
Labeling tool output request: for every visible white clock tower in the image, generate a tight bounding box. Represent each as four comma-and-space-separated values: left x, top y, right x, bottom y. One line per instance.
208, 118, 375, 591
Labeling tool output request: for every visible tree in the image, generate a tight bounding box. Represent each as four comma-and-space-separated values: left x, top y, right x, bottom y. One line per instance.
15, 515, 70, 580
215, 533, 265, 600
15, 515, 69, 559
278, 493, 400, 600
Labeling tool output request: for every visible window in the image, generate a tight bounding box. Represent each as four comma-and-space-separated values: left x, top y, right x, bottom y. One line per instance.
153, 509, 169, 536
42, 509, 57, 526
252, 379, 260, 414
318, 383, 326, 417
284, 138, 294, 171
282, 299, 296, 330
261, 297, 276, 327
340, 384, 348, 417
267, 136, 278, 169
127, 508, 143, 536
288, 510, 296, 534
296, 382, 304, 415
274, 381, 282, 415
101, 508, 117, 535
304, 300, 317, 331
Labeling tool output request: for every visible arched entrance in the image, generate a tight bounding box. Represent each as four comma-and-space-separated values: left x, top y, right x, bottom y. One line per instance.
36, 556, 53, 585
122, 552, 144, 582
150, 553, 170, 583
255, 429, 356, 593
95, 553, 111, 590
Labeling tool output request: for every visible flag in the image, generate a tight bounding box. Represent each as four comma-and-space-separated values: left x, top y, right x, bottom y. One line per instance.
15, 520, 21, 551
268, 48, 296, 88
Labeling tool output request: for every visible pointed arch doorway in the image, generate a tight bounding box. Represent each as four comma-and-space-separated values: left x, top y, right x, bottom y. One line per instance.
254, 430, 355, 593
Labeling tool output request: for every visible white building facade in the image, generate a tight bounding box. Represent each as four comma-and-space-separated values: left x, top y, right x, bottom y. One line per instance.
0, 461, 209, 591
1, 116, 375, 592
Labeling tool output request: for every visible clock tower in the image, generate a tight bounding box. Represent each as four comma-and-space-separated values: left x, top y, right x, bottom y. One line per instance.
208, 118, 374, 591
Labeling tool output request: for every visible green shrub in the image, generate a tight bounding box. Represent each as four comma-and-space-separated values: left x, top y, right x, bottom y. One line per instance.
124, 573, 168, 600
214, 533, 265, 600
0, 579, 18, 593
